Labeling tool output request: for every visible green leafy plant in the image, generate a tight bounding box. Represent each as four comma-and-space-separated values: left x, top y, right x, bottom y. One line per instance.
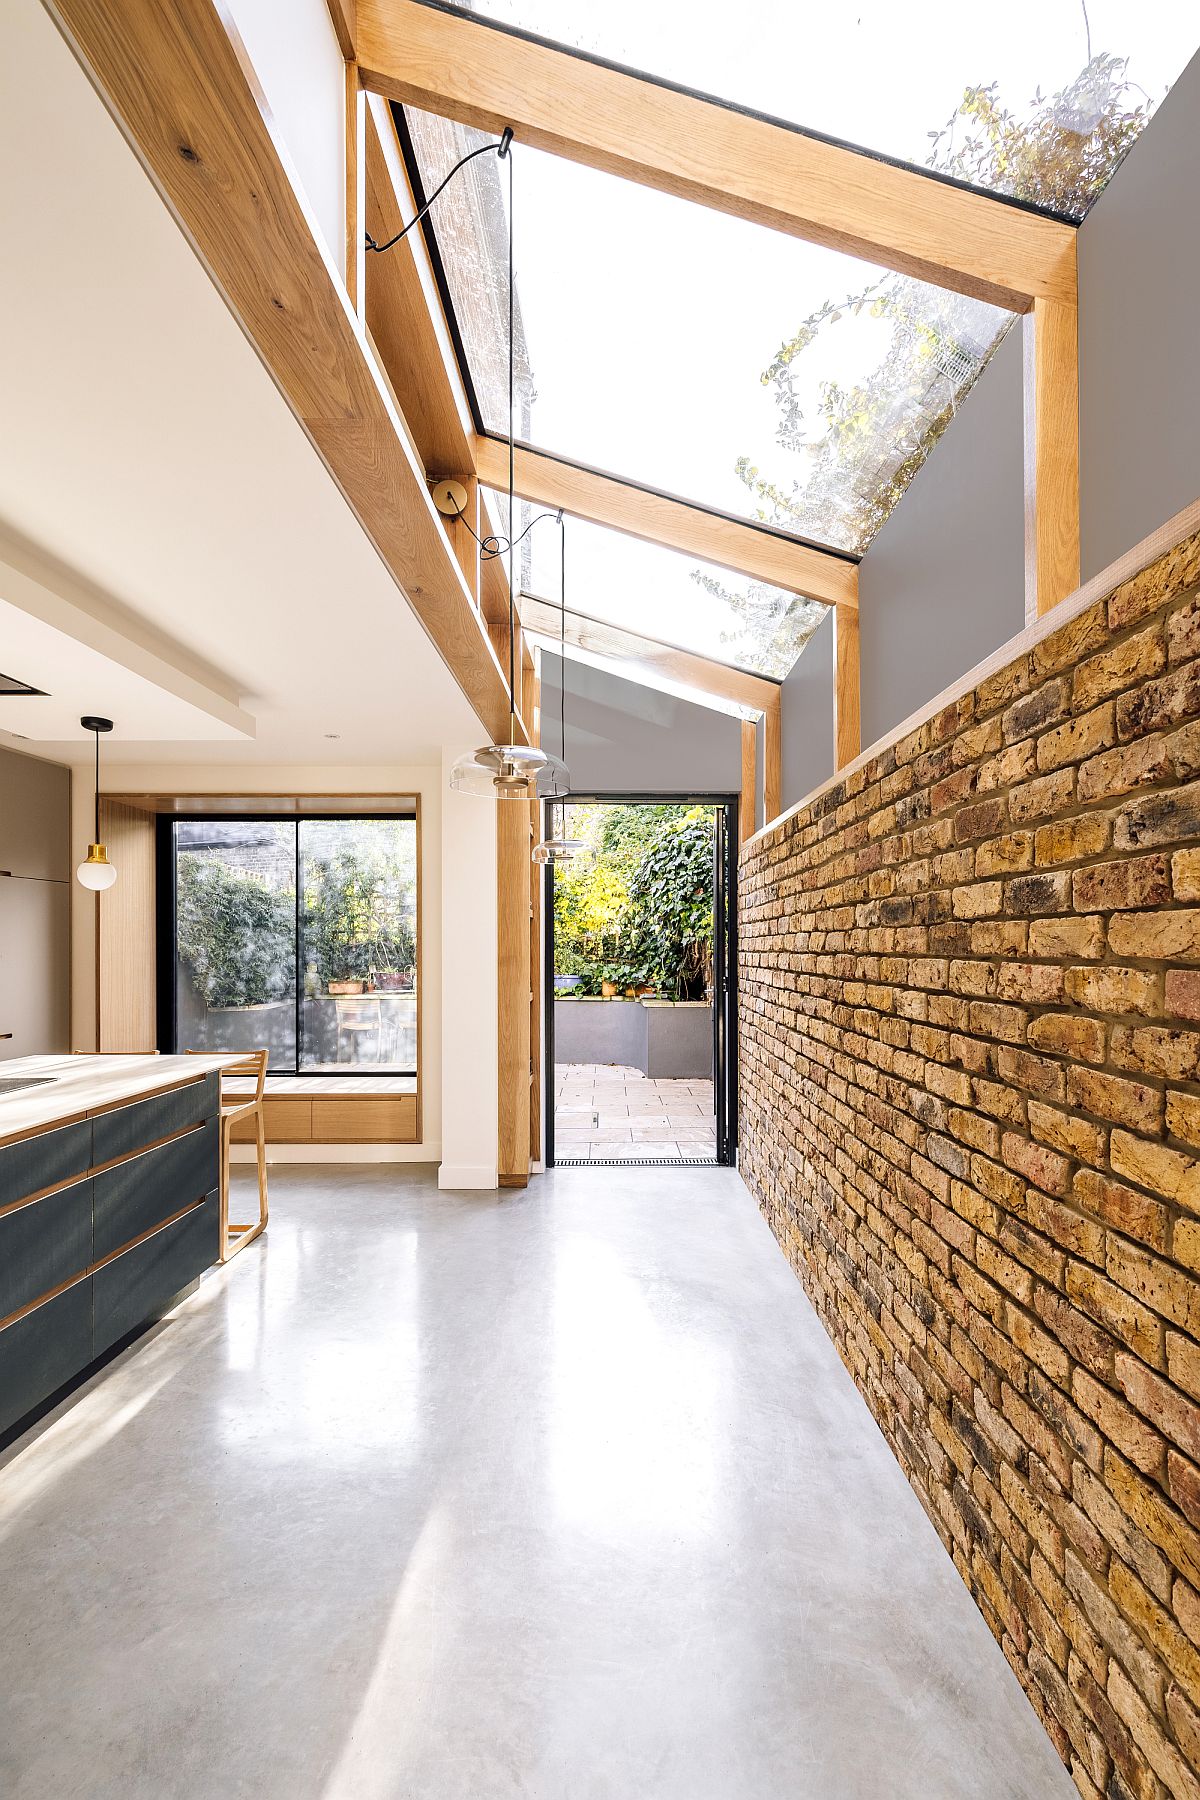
621, 814, 714, 1001
552, 805, 714, 1001
176, 856, 294, 1009
302, 850, 415, 987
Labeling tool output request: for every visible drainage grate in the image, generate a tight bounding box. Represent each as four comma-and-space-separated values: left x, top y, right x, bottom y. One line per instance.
555, 1157, 719, 1168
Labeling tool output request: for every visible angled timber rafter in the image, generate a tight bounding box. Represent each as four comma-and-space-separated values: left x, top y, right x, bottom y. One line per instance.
356, 0, 1075, 311
46, 0, 529, 747
473, 437, 858, 609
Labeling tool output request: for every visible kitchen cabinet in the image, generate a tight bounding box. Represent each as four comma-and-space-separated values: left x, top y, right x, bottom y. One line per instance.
0, 877, 69, 1058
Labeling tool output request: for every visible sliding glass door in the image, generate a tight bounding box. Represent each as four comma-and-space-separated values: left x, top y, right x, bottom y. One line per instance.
166, 815, 417, 1075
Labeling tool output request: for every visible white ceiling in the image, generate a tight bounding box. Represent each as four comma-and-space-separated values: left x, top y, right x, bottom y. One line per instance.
0, 0, 482, 770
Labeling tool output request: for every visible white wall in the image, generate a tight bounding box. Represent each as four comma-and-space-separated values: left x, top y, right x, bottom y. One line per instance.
222, 0, 347, 279
438, 748, 499, 1189
68, 761, 465, 1171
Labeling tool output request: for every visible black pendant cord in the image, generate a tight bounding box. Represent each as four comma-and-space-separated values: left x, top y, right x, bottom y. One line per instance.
366, 128, 512, 255
93, 728, 100, 841
506, 134, 516, 735
559, 514, 567, 765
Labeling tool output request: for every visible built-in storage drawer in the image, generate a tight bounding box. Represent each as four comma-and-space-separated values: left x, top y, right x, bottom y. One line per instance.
0, 1279, 93, 1438
230, 1097, 311, 1143
0, 1177, 92, 1324
0, 1116, 92, 1208
92, 1120, 219, 1263
92, 1073, 217, 1166
93, 1195, 218, 1359
310, 1095, 418, 1142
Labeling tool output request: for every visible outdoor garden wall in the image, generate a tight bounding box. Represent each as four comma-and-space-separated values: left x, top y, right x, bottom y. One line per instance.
554, 998, 711, 1079
739, 528, 1200, 1796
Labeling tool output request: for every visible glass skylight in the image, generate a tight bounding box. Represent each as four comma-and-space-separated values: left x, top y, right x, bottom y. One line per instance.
451, 1, 1195, 220
407, 108, 1012, 554
488, 489, 827, 679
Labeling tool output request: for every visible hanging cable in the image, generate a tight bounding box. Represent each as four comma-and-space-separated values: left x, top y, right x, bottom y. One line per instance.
366, 127, 512, 254
506, 133, 516, 731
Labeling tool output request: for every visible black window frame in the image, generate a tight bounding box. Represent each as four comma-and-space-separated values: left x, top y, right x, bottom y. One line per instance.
156, 811, 418, 1078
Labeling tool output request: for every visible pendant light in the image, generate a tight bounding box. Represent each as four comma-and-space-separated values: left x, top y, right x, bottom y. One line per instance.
439, 130, 563, 800
76, 715, 117, 890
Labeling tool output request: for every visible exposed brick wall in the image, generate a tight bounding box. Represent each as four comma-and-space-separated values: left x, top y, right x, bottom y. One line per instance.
740, 532, 1200, 1799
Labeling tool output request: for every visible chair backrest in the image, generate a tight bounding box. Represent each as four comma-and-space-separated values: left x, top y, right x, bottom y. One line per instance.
335, 996, 381, 1028
187, 1047, 268, 1101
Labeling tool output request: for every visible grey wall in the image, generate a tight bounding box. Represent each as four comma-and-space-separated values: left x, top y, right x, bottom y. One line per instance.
858, 326, 1026, 750
780, 608, 834, 811
1079, 49, 1200, 578
830, 51, 1200, 766
541, 652, 742, 795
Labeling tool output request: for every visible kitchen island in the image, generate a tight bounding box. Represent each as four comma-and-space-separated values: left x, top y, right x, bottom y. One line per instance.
0, 1053, 241, 1438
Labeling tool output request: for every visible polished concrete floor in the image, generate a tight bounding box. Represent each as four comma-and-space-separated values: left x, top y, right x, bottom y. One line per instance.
0, 1166, 1072, 1800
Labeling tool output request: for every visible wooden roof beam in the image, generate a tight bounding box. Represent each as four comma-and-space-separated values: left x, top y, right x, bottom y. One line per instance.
518, 594, 780, 718
357, 0, 1076, 311
474, 437, 857, 609
47, 0, 528, 745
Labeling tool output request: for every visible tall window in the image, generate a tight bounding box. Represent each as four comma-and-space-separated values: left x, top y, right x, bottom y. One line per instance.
167, 816, 417, 1075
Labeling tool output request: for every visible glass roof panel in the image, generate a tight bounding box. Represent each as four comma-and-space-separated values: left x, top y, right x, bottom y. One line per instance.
487, 489, 827, 679
406, 109, 1012, 554
451, 1, 1195, 220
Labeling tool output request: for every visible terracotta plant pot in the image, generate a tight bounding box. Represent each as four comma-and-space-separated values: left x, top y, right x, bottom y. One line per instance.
635, 985, 656, 998
327, 979, 365, 995
600, 980, 618, 998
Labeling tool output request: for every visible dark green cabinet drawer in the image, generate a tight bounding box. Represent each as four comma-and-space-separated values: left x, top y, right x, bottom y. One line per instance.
91, 1073, 218, 1166
0, 1280, 92, 1437
93, 1196, 218, 1358
0, 1177, 92, 1324
92, 1120, 219, 1262
0, 1117, 92, 1209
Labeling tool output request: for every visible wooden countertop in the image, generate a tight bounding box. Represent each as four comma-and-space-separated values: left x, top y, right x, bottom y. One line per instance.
0, 1054, 244, 1146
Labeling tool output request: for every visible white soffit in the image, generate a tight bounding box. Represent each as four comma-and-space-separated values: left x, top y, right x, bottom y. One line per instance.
0, 0, 480, 766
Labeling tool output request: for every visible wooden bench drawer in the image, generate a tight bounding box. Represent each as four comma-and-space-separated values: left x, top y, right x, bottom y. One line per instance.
229, 1098, 312, 1143
311, 1095, 417, 1142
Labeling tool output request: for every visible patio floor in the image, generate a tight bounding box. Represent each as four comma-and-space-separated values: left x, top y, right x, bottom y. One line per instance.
554, 1062, 716, 1162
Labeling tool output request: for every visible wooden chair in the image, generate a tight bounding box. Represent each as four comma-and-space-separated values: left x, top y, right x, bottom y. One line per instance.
335, 994, 383, 1064
188, 1049, 269, 1263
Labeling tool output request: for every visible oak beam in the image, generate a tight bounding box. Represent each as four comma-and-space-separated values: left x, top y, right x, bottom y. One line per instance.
358, 0, 1076, 311
345, 60, 365, 316
364, 94, 476, 475
740, 720, 757, 848
497, 796, 531, 1188
47, 0, 524, 743
325, 0, 356, 60
833, 604, 861, 770
1024, 290, 1081, 621
474, 436, 857, 608
518, 594, 777, 718
764, 692, 781, 823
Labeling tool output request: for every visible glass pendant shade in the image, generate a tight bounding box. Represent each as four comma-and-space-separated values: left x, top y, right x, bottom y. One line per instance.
76, 842, 117, 890
534, 752, 570, 799
449, 740, 549, 797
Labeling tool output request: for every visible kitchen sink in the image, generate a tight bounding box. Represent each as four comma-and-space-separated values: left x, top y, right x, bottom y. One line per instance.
0, 1077, 59, 1095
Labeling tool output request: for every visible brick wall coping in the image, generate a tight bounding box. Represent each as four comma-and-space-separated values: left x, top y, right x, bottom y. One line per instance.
750, 494, 1200, 856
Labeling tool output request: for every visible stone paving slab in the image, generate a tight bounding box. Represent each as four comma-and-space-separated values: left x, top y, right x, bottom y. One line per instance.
554, 1062, 716, 1163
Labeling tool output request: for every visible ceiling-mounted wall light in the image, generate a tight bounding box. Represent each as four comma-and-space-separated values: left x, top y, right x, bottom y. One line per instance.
76, 715, 117, 891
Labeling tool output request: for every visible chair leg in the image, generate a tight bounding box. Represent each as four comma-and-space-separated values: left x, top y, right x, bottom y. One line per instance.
255, 1104, 269, 1231
219, 1116, 232, 1263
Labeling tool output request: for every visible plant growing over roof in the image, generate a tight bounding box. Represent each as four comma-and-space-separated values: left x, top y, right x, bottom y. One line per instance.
728, 53, 1157, 562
